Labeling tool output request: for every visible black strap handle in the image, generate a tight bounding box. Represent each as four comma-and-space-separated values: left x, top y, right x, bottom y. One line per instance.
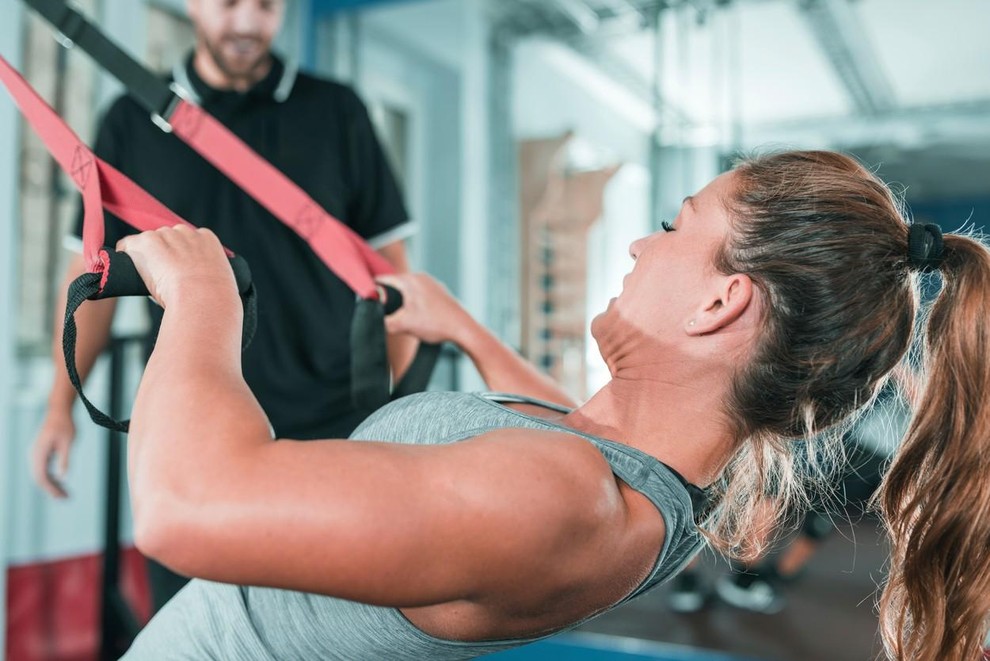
350, 284, 441, 412
63, 249, 257, 432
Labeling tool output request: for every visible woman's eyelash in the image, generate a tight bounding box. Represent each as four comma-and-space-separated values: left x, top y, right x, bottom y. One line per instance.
661, 220, 676, 232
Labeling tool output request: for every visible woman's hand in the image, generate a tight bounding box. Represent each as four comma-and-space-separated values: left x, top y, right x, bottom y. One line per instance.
377, 273, 473, 346
116, 226, 237, 309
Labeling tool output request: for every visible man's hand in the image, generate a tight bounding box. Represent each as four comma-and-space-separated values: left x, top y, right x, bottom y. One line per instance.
30, 408, 76, 498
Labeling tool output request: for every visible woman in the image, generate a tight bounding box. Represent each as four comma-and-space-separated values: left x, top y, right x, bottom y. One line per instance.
118, 151, 987, 660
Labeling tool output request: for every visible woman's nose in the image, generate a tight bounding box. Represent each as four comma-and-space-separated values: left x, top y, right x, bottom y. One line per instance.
629, 237, 646, 260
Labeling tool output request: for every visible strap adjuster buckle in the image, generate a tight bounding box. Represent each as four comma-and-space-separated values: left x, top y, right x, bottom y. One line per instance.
150, 82, 192, 133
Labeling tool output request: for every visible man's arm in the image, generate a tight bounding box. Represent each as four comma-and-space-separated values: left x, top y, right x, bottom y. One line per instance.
378, 273, 578, 408
31, 95, 132, 497
30, 252, 117, 497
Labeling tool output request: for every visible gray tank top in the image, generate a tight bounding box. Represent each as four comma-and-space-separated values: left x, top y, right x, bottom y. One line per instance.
123, 392, 703, 660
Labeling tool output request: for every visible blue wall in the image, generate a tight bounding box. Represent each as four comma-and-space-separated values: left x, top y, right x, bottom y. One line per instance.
908, 196, 990, 233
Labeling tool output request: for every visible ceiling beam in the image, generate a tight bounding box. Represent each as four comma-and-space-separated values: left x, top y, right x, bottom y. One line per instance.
547, 0, 602, 34
797, 0, 897, 116
740, 98, 990, 149
563, 33, 694, 126
493, 0, 694, 128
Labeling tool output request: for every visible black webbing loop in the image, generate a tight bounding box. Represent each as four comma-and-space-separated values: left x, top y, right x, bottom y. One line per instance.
64, 271, 126, 431
350, 284, 441, 411
63, 250, 257, 432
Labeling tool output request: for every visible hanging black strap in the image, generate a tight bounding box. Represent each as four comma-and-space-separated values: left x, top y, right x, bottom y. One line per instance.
63, 250, 257, 432
351, 285, 442, 411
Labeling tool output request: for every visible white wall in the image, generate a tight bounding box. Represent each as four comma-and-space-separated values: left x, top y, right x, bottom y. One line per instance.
513, 39, 654, 169
361, 0, 472, 74
585, 164, 651, 392
358, 24, 463, 289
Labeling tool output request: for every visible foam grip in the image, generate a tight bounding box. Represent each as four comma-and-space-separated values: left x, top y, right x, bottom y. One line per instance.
381, 284, 404, 316
91, 249, 254, 301
91, 249, 147, 299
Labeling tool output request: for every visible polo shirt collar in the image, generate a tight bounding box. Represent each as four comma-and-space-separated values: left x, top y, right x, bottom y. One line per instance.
172, 51, 298, 105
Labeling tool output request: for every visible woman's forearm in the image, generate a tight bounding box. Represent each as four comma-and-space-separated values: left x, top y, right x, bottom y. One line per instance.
455, 316, 577, 408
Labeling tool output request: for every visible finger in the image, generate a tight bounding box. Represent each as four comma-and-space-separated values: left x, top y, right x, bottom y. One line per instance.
31, 449, 68, 499
44, 475, 69, 499
56, 440, 70, 478
29, 446, 48, 488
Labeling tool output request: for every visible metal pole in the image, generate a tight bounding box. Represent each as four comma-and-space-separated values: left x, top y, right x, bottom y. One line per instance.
648, 4, 664, 230
100, 337, 139, 660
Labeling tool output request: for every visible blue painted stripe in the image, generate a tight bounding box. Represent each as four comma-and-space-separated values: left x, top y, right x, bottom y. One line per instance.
489, 633, 767, 661
310, 0, 422, 15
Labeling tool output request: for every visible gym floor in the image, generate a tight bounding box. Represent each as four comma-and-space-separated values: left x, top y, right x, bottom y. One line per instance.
578, 515, 888, 661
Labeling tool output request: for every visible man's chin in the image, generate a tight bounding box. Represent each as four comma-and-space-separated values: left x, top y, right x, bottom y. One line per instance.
218, 56, 266, 78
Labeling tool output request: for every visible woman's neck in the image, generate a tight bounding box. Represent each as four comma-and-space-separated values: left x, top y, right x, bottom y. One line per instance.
563, 369, 738, 487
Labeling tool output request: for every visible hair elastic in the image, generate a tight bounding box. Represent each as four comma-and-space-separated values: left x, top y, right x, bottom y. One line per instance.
907, 223, 944, 272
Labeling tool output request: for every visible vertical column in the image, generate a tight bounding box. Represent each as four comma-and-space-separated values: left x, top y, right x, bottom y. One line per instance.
486, 28, 518, 344
458, 0, 491, 390
0, 4, 26, 657
314, 10, 363, 86
648, 5, 664, 232
276, 0, 310, 65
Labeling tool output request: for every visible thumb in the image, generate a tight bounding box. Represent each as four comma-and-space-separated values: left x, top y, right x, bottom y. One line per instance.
375, 274, 405, 292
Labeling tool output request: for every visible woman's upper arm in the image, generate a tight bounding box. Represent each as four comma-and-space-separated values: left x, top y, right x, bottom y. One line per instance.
139, 429, 626, 608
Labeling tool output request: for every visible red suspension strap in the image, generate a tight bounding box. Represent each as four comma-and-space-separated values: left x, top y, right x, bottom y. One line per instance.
0, 54, 257, 432
165, 99, 394, 299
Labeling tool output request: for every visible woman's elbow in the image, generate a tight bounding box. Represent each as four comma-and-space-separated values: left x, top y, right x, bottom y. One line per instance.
132, 492, 191, 571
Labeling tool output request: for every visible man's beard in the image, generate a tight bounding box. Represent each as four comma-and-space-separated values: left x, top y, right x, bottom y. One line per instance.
202, 32, 272, 85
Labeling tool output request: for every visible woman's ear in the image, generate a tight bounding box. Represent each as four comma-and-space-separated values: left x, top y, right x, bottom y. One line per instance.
685, 274, 754, 335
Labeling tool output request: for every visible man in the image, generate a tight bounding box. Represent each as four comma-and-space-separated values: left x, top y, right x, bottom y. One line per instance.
29, 0, 416, 610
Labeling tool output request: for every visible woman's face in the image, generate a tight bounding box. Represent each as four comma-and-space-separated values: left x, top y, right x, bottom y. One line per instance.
591, 171, 738, 365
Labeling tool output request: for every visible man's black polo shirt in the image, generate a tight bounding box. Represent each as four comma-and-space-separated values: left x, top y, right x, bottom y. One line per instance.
71, 54, 412, 440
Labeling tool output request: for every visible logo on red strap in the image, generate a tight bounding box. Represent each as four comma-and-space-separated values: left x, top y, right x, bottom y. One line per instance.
293, 202, 323, 240
70, 145, 93, 189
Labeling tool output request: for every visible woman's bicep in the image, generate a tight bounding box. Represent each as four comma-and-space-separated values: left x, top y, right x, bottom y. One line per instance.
140, 440, 448, 603
139, 432, 613, 609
